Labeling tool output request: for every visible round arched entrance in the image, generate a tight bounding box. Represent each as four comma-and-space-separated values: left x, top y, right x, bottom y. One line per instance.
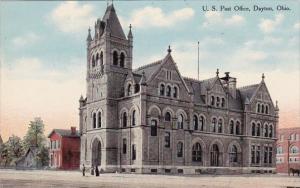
92, 138, 101, 166
211, 144, 220, 166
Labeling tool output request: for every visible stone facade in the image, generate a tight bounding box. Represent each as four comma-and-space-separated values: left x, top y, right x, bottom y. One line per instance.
276, 127, 300, 173
79, 4, 279, 174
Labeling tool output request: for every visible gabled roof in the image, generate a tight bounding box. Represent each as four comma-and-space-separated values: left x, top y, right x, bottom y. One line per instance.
48, 129, 80, 138
238, 84, 260, 104
102, 4, 126, 39
133, 60, 162, 79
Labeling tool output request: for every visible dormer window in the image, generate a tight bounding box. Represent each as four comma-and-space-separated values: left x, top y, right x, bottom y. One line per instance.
173, 86, 178, 98
257, 103, 261, 113
211, 96, 215, 106
221, 98, 225, 108
216, 97, 220, 107
166, 85, 171, 97
160, 84, 165, 96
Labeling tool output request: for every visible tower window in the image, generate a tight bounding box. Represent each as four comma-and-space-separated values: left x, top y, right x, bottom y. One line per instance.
132, 144, 136, 160
92, 55, 96, 67
217, 118, 223, 133
120, 52, 125, 67
122, 112, 127, 127
160, 84, 165, 96
113, 51, 118, 65
97, 111, 101, 128
127, 84, 132, 96
230, 120, 234, 134
177, 114, 184, 129
93, 113, 97, 129
132, 110, 136, 126
164, 112, 171, 121
123, 138, 127, 154
151, 119, 157, 136
199, 115, 205, 131
236, 121, 240, 135
211, 117, 217, 132
193, 115, 198, 130
96, 53, 100, 66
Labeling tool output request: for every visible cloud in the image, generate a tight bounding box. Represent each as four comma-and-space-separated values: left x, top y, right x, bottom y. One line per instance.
49, 2, 96, 33
259, 14, 284, 33
0, 57, 86, 141
12, 32, 40, 48
202, 12, 245, 27
123, 6, 194, 28
294, 22, 300, 29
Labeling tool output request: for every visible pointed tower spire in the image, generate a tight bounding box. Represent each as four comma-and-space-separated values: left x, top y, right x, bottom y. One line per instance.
261, 73, 265, 82
87, 27, 92, 42
216, 68, 219, 77
167, 45, 172, 53
128, 24, 133, 39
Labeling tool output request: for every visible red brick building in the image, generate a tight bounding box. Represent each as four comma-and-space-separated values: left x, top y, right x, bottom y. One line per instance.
48, 127, 80, 170
276, 127, 300, 173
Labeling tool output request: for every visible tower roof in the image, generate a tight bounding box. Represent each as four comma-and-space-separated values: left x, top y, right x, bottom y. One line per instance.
102, 4, 126, 39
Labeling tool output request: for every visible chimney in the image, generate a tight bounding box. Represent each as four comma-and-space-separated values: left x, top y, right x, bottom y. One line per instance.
71, 127, 76, 135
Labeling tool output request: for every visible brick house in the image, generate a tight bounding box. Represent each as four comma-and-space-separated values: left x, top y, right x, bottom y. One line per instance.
48, 127, 80, 170
276, 127, 300, 173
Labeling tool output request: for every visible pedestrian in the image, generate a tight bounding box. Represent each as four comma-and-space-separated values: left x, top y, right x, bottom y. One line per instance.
95, 166, 100, 176
82, 164, 86, 176
91, 165, 94, 175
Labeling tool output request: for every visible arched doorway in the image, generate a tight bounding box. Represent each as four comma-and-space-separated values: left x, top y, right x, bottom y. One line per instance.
211, 144, 220, 166
92, 139, 101, 166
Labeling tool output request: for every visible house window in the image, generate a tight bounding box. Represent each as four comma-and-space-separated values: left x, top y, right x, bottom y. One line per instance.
230, 120, 234, 134
173, 86, 178, 98
277, 146, 283, 154
122, 112, 127, 127
199, 116, 205, 131
217, 118, 223, 133
211, 96, 215, 106
252, 123, 256, 136
132, 144, 136, 160
290, 146, 299, 154
127, 84, 132, 96
120, 52, 125, 67
123, 138, 127, 154
57, 140, 60, 149
192, 143, 202, 162
193, 115, 198, 130
216, 97, 220, 107
177, 142, 183, 158
211, 118, 217, 132
151, 119, 157, 136
177, 114, 184, 129
160, 84, 165, 96
164, 132, 170, 148
93, 113, 97, 129
97, 112, 101, 128
113, 51, 118, 65
166, 85, 171, 97
132, 110, 136, 126
221, 98, 225, 108
229, 145, 238, 163
164, 112, 171, 122
236, 121, 240, 135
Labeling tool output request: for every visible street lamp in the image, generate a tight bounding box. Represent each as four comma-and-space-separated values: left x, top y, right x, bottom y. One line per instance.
287, 137, 291, 176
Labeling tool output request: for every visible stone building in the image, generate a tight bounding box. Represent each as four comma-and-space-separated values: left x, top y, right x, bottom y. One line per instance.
79, 4, 279, 174
276, 127, 300, 173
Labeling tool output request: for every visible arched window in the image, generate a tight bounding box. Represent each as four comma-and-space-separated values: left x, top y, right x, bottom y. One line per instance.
122, 112, 127, 127
230, 120, 234, 134
256, 123, 261, 136
216, 97, 220, 107
277, 146, 283, 154
93, 113, 97, 129
265, 105, 269, 114
127, 84, 132, 96
122, 138, 127, 154
199, 115, 205, 131
264, 124, 268, 137
269, 125, 273, 138
193, 115, 198, 130
211, 118, 217, 132
257, 103, 261, 113
229, 145, 238, 163
261, 105, 265, 114
100, 52, 104, 73
217, 119, 223, 133
192, 143, 202, 162
290, 146, 299, 154
120, 52, 125, 67
160, 84, 165, 96
113, 51, 118, 65
166, 85, 171, 97
151, 119, 157, 136
211, 96, 215, 106
177, 114, 184, 129
97, 111, 101, 128
165, 112, 171, 122
173, 86, 178, 98
96, 53, 100, 66
236, 121, 240, 135
252, 122, 256, 136
221, 98, 225, 108
177, 142, 183, 157
132, 110, 136, 126
92, 55, 95, 67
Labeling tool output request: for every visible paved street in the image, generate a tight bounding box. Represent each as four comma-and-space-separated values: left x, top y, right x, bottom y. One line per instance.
0, 169, 299, 188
